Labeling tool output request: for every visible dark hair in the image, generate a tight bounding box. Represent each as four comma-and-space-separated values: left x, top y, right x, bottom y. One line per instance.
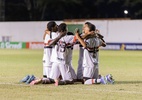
47, 21, 56, 31
67, 32, 74, 35
85, 22, 96, 31
90, 24, 96, 31
85, 22, 92, 25
58, 23, 67, 32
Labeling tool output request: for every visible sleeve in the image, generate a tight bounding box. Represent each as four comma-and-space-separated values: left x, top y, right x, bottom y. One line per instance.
44, 34, 50, 44
85, 39, 90, 47
98, 38, 103, 46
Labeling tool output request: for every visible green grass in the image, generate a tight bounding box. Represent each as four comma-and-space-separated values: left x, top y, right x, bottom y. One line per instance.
0, 49, 142, 100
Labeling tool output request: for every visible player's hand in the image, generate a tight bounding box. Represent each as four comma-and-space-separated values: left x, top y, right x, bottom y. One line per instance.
60, 30, 67, 37
95, 29, 100, 34
88, 31, 96, 35
74, 28, 80, 37
97, 33, 104, 38
45, 29, 49, 34
74, 28, 80, 34
95, 29, 104, 38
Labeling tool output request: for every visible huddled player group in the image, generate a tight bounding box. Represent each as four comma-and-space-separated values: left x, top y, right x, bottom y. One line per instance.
20, 21, 114, 86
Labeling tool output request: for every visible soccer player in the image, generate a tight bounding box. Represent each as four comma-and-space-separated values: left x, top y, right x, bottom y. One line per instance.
29, 22, 60, 85
76, 22, 88, 82
42, 21, 58, 78
75, 22, 114, 84
49, 23, 75, 86
76, 22, 95, 82
76, 43, 84, 82
65, 32, 77, 81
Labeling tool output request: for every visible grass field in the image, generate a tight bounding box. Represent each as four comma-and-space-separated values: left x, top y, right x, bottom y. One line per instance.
0, 49, 142, 100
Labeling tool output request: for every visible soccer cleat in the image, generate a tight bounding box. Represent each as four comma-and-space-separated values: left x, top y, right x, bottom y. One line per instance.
105, 74, 114, 84
20, 75, 30, 83
26, 75, 35, 84
100, 76, 107, 84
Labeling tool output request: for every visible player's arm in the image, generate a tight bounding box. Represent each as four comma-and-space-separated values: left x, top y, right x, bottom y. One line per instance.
48, 31, 66, 46
100, 38, 106, 47
97, 37, 106, 48
43, 29, 49, 40
81, 33, 90, 39
74, 28, 87, 48
95, 29, 104, 39
81, 31, 95, 39
95, 29, 106, 47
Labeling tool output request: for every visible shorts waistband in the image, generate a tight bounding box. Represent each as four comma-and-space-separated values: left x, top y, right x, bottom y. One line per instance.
44, 46, 52, 48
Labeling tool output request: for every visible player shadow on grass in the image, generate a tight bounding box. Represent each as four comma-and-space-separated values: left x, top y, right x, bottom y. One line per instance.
115, 81, 142, 84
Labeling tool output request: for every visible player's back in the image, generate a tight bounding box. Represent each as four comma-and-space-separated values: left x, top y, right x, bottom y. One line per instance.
60, 35, 74, 44
51, 34, 75, 64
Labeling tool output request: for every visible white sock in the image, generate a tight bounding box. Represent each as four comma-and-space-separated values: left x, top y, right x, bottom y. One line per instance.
84, 79, 101, 84
84, 79, 94, 84
95, 79, 101, 84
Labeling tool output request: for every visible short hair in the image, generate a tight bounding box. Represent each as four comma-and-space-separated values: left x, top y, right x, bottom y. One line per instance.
85, 22, 96, 31
67, 32, 74, 35
47, 21, 56, 31
58, 23, 67, 32
85, 22, 92, 25
90, 24, 96, 31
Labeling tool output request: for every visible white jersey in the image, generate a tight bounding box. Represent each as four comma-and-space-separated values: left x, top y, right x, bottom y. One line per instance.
83, 37, 103, 79
83, 37, 103, 67
50, 35, 75, 64
50, 34, 75, 81
65, 35, 77, 80
43, 32, 58, 66
42, 32, 58, 78
44, 32, 58, 44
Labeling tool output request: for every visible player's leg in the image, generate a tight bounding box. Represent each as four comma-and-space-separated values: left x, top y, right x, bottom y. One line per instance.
56, 63, 74, 85
59, 63, 73, 81
41, 78, 52, 84
93, 52, 99, 79
84, 74, 115, 85
84, 78, 101, 84
30, 78, 42, 85
45, 48, 52, 78
43, 49, 48, 78
50, 62, 60, 81
83, 65, 97, 84
84, 74, 104, 85
30, 77, 54, 85
83, 67, 91, 83
67, 48, 77, 81
69, 64, 77, 81
42, 49, 47, 77
93, 63, 99, 79
77, 47, 84, 81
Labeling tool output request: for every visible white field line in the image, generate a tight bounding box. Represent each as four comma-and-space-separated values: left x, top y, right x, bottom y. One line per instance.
0, 82, 30, 87
0, 82, 142, 95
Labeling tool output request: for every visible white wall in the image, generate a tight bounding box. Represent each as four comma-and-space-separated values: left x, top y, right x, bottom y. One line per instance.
87, 20, 142, 43
0, 20, 142, 43
107, 20, 142, 43
0, 21, 63, 42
